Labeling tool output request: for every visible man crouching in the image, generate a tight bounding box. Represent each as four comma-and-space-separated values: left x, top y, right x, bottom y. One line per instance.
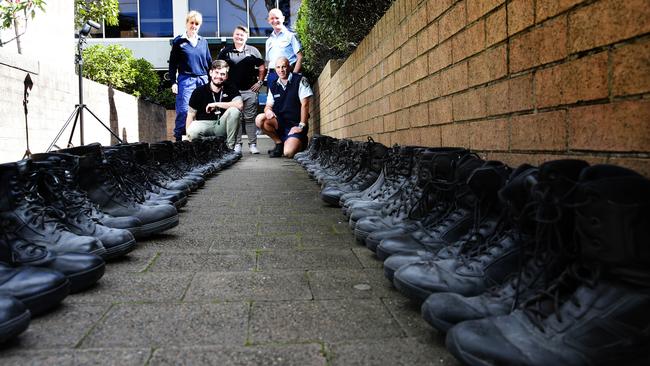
255, 57, 313, 158
186, 60, 243, 149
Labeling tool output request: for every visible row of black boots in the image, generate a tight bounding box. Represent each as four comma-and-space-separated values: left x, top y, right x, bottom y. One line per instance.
0, 137, 240, 343
295, 135, 650, 366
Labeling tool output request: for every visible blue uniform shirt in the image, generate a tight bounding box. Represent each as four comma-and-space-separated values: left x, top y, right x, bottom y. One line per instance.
265, 26, 301, 69
168, 35, 211, 84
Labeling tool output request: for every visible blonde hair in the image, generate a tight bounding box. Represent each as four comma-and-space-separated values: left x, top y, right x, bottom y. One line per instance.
186, 10, 203, 25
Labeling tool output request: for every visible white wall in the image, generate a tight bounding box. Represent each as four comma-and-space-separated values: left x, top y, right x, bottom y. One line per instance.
0, 1, 142, 163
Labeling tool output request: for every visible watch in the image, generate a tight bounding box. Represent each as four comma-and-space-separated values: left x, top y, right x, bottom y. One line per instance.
298, 122, 306, 129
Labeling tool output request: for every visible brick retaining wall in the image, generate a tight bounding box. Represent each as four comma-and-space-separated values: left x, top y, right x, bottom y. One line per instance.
312, 0, 650, 175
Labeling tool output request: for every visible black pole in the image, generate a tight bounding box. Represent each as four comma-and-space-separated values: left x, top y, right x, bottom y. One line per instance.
77, 40, 85, 145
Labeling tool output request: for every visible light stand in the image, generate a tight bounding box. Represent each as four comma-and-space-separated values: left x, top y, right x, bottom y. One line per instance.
47, 20, 122, 152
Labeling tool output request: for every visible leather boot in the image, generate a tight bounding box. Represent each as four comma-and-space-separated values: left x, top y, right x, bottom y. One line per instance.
57, 144, 179, 237
0, 238, 104, 293
445, 163, 650, 366
0, 261, 69, 316
0, 295, 30, 343
420, 160, 590, 331
364, 148, 471, 252
377, 154, 488, 263
30, 153, 138, 259
391, 159, 515, 302
0, 161, 106, 256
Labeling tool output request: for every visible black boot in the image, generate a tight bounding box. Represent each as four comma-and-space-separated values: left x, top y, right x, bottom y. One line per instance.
0, 161, 106, 256
0, 295, 30, 343
269, 142, 284, 158
31, 153, 138, 259
0, 238, 104, 293
421, 160, 589, 332
57, 144, 179, 238
0, 261, 69, 316
446, 164, 650, 366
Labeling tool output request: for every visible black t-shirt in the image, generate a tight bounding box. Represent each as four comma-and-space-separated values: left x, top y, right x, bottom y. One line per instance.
217, 45, 264, 90
189, 83, 241, 120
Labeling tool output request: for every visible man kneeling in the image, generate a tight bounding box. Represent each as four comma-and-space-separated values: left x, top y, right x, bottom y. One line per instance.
255, 57, 313, 158
186, 59, 243, 149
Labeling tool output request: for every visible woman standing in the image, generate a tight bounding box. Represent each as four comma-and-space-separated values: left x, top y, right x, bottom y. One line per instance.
168, 10, 212, 141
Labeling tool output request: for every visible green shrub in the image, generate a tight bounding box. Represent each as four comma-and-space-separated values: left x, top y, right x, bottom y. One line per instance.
295, 0, 394, 79
82, 44, 170, 106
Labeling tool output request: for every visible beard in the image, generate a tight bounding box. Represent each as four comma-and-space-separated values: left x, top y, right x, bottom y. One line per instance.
211, 79, 224, 88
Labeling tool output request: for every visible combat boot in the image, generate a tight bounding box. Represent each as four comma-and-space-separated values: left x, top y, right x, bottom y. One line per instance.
421, 160, 589, 332
0, 295, 30, 343
0, 161, 105, 256
31, 153, 137, 259
58, 144, 179, 237
446, 164, 650, 366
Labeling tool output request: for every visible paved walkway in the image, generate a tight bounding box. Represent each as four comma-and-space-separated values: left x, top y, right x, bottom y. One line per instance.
0, 138, 458, 365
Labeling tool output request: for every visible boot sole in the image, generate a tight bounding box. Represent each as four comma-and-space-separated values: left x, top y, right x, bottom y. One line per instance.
393, 275, 432, 303
376, 246, 393, 261
421, 305, 454, 333
103, 237, 137, 260
0, 309, 30, 343
383, 266, 397, 282
135, 214, 180, 238
173, 196, 189, 209
20, 279, 70, 316
89, 246, 107, 257
353, 227, 370, 244
68, 261, 106, 294
445, 328, 494, 366
365, 236, 381, 252
320, 193, 342, 206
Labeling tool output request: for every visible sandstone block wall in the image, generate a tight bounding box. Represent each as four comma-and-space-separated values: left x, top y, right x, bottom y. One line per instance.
312, 0, 650, 175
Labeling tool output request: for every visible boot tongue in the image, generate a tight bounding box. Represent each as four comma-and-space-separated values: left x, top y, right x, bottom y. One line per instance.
538, 159, 589, 198
454, 155, 484, 183
467, 161, 511, 197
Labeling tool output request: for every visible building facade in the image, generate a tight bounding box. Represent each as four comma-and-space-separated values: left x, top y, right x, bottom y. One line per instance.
86, 0, 301, 71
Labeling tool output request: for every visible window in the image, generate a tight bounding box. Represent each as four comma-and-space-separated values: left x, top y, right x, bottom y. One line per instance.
189, 0, 218, 37
105, 0, 138, 38
249, 0, 274, 36
139, 0, 173, 37
219, 0, 248, 37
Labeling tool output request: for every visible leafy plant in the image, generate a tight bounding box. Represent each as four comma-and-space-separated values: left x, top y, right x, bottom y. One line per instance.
74, 0, 118, 28
82, 44, 170, 105
0, 0, 47, 53
295, 0, 393, 78
0, 0, 46, 29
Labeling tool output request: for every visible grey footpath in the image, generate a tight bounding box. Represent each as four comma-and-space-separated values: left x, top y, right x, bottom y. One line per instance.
0, 138, 459, 365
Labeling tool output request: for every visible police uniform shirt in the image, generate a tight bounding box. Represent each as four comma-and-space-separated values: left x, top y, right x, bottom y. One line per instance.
265, 26, 301, 69
266, 74, 313, 107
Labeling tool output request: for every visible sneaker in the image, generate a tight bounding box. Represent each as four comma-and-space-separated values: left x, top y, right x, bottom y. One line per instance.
234, 144, 242, 154
249, 144, 260, 154
269, 143, 283, 158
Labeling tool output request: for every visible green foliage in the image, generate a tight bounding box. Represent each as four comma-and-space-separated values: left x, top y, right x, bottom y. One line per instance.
74, 0, 118, 28
295, 0, 394, 78
82, 44, 170, 105
0, 0, 47, 30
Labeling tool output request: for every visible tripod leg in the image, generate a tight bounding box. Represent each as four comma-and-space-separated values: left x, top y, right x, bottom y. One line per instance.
46, 106, 81, 152
67, 107, 82, 147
